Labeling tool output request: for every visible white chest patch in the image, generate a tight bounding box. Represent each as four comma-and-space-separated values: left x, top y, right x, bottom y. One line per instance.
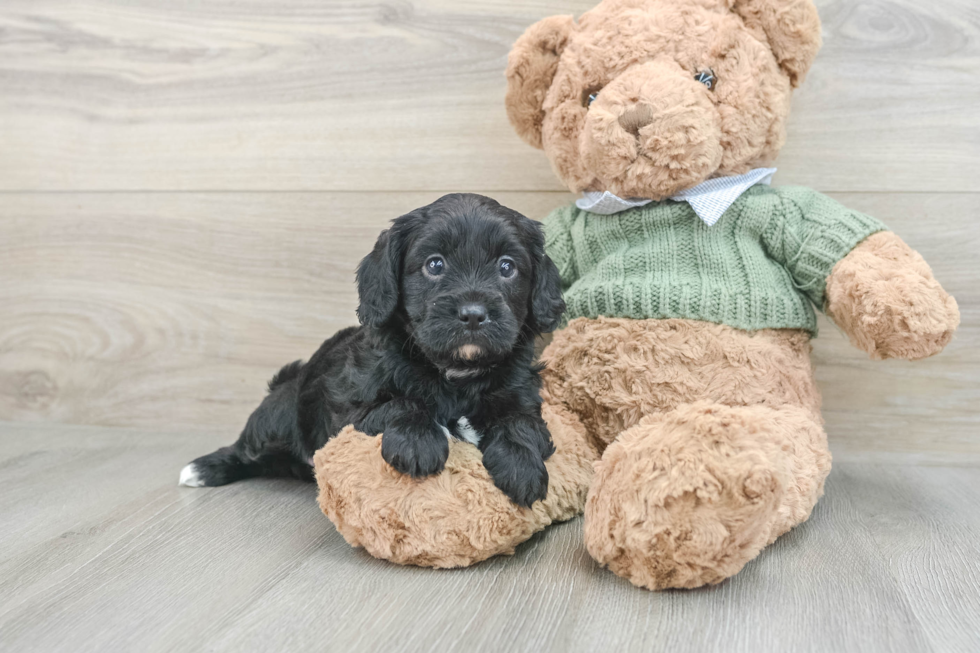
438, 417, 482, 447
454, 417, 482, 446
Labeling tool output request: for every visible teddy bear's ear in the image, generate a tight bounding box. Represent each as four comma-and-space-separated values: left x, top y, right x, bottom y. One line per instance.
505, 15, 575, 149
731, 0, 822, 87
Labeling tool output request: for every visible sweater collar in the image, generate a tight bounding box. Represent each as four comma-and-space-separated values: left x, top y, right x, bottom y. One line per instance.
576, 167, 777, 226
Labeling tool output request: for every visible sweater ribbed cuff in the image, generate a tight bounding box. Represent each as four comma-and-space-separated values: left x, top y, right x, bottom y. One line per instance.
788, 209, 886, 309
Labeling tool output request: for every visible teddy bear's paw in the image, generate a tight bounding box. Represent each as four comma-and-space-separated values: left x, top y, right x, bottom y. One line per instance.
313, 403, 596, 568
827, 231, 960, 361
583, 402, 830, 590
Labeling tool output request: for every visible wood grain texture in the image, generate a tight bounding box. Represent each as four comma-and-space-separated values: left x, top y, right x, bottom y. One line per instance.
0, 0, 977, 192
1, 191, 977, 461
0, 422, 977, 653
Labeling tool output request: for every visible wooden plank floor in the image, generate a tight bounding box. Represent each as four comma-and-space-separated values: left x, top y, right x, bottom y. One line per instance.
1, 421, 978, 653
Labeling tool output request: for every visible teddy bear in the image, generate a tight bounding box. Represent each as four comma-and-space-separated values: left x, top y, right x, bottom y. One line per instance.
502, 0, 959, 589
314, 0, 959, 590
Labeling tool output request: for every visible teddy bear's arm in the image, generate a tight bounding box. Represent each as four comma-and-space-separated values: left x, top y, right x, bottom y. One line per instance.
763, 188, 959, 361
824, 231, 959, 361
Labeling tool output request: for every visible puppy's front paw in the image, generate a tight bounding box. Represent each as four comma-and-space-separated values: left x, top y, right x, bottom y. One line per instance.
482, 440, 549, 508
381, 422, 449, 478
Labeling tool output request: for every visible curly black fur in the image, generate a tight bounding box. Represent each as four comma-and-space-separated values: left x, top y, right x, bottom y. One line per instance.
181, 193, 565, 507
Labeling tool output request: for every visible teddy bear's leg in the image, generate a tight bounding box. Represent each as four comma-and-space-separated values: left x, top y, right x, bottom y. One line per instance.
314, 400, 596, 568
583, 401, 831, 591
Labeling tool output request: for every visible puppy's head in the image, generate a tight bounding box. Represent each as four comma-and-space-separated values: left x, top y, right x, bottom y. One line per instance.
356, 194, 565, 372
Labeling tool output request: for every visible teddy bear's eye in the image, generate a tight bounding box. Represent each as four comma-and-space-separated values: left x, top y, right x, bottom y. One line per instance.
582, 86, 603, 108
695, 69, 717, 91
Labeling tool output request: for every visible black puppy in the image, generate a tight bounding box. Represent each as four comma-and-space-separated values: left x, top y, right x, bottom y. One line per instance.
179, 193, 565, 507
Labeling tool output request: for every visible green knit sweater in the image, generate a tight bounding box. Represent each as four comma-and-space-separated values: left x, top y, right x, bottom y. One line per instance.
543, 185, 885, 334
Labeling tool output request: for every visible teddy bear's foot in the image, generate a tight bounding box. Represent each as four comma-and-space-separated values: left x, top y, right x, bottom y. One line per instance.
583, 401, 831, 590
313, 403, 597, 568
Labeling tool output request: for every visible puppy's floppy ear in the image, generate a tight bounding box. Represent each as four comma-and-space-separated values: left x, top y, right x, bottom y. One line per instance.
356, 211, 418, 328
505, 15, 574, 149
731, 0, 822, 87
507, 211, 565, 333
530, 249, 565, 333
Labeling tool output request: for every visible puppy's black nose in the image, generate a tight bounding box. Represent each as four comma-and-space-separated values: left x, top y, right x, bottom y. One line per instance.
458, 304, 488, 330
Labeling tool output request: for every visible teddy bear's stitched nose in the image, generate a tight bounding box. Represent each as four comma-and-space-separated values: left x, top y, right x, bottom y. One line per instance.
618, 104, 654, 136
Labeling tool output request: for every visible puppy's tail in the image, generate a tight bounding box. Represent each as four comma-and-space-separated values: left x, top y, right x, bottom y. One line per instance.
178, 444, 314, 487
268, 359, 304, 391
179, 445, 260, 487
179, 360, 312, 488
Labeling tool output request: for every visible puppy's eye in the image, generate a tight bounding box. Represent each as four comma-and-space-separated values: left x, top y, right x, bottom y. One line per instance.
498, 257, 516, 279
424, 256, 445, 277
695, 69, 716, 91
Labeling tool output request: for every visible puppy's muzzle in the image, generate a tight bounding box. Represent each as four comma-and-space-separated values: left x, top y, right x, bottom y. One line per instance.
415, 291, 516, 361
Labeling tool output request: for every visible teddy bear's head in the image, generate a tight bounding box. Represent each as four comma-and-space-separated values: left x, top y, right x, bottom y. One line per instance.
505, 0, 821, 200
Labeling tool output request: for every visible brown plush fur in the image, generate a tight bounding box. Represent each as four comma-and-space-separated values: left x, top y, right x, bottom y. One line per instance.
587, 403, 830, 589
540, 317, 822, 451
499, 0, 957, 590
826, 232, 960, 361
505, 15, 575, 150
505, 0, 819, 199
541, 318, 830, 589
731, 0, 821, 87
314, 403, 597, 568
311, 0, 958, 583
536, 236, 957, 589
